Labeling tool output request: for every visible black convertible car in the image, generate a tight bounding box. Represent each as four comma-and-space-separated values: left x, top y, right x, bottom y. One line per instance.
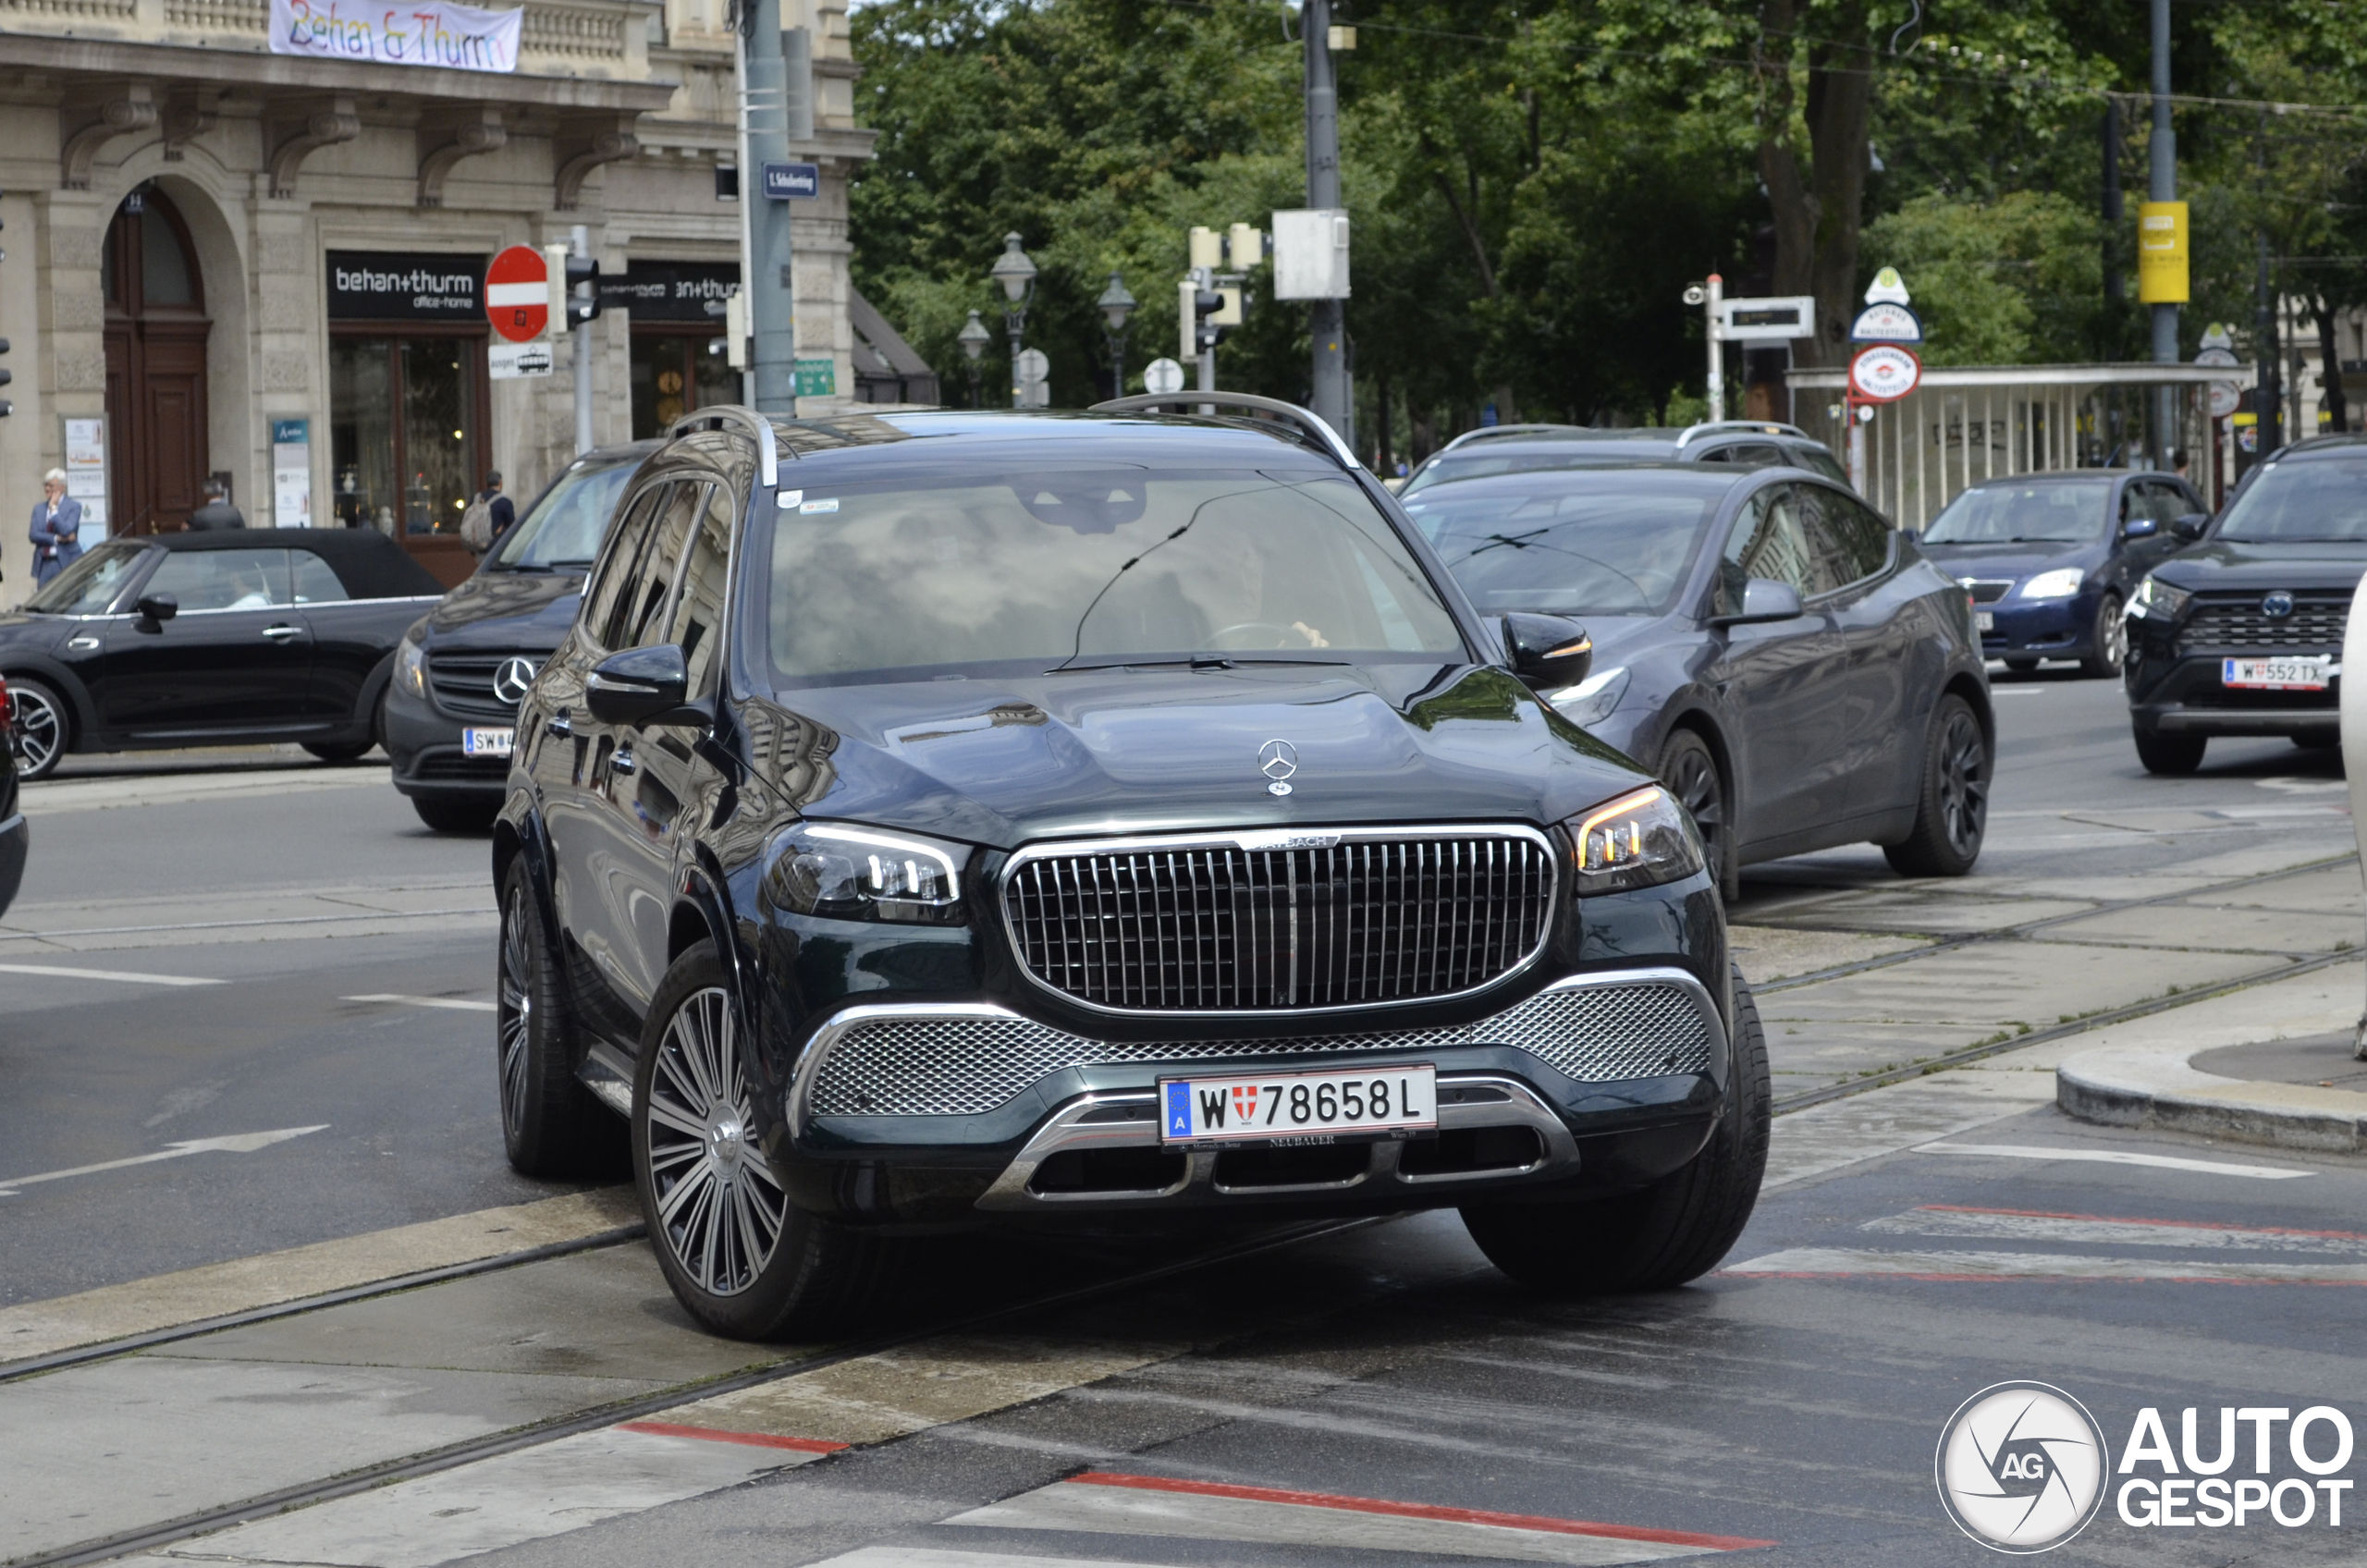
497, 398, 1768, 1339
2124, 435, 2367, 773
0, 530, 444, 779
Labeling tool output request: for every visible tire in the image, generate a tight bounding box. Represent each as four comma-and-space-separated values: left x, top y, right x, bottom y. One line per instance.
412, 795, 499, 833
1461, 963, 1770, 1293
2003, 657, 2040, 673
2079, 594, 2127, 679
304, 740, 374, 764
1883, 693, 1989, 876
634, 941, 894, 1340
2133, 728, 2206, 775
497, 861, 622, 1177
6, 676, 68, 780
1658, 728, 1736, 903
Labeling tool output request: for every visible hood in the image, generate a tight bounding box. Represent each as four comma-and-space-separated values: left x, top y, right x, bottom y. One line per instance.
1918, 537, 2098, 582
742, 663, 1649, 851
0, 611, 77, 657
2154, 538, 2367, 592
420, 570, 585, 649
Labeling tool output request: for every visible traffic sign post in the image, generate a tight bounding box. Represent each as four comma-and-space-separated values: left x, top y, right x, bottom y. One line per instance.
484, 246, 549, 343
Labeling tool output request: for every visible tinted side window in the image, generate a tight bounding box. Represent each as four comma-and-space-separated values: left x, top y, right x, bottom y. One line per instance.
622, 484, 705, 649
665, 484, 735, 695
1793, 445, 1851, 485
289, 550, 348, 604
2148, 481, 2198, 524
1716, 485, 1825, 613
145, 548, 291, 612
1803, 486, 1893, 588
1704, 443, 1785, 469
584, 484, 669, 650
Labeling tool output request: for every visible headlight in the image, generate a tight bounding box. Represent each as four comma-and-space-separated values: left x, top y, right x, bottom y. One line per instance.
1566, 785, 1705, 897
2128, 576, 2192, 621
763, 822, 969, 924
394, 633, 427, 698
1546, 665, 1629, 727
2018, 568, 2085, 600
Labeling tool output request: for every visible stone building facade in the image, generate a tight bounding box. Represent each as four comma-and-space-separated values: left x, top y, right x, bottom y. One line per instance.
0, 0, 875, 594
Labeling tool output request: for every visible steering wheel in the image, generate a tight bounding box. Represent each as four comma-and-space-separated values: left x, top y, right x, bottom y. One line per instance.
1206, 621, 1308, 650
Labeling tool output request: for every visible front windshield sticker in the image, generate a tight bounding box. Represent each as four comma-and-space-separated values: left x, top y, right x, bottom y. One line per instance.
799, 497, 840, 515
775, 489, 803, 509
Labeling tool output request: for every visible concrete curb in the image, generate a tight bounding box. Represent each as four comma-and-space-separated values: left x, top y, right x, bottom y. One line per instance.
2057, 1043, 2367, 1155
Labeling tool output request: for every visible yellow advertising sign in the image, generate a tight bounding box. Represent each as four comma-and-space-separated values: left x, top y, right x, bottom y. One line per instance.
2138, 202, 2189, 303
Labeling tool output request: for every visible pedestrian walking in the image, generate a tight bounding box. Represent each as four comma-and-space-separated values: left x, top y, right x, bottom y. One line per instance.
185, 478, 247, 531
459, 472, 514, 555
30, 470, 83, 588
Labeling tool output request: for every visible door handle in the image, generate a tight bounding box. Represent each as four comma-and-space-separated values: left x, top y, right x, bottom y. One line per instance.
261, 624, 304, 642
66, 635, 99, 651
547, 709, 573, 739
608, 745, 636, 776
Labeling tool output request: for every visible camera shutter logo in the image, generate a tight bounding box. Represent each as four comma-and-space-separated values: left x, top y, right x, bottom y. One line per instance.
2262, 591, 2295, 619
493, 656, 541, 705
1936, 1381, 2111, 1552
1258, 739, 1299, 797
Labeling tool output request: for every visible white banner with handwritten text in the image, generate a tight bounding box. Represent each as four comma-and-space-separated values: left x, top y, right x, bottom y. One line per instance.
269, 0, 521, 73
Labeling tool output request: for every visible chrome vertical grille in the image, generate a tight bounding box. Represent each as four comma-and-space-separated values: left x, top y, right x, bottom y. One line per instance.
1001, 829, 1555, 1012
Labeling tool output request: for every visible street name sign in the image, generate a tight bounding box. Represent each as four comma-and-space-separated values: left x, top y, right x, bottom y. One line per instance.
1848, 344, 1921, 402
763, 163, 821, 200
484, 246, 548, 343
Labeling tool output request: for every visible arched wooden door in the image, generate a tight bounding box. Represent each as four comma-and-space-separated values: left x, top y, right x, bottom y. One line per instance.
104, 190, 212, 535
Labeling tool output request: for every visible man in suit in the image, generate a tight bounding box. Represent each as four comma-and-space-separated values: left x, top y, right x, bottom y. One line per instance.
31, 470, 83, 587
185, 478, 247, 531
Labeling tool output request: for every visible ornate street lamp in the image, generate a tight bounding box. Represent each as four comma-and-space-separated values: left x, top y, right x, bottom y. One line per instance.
988, 232, 1037, 409
1096, 271, 1136, 399
956, 309, 992, 409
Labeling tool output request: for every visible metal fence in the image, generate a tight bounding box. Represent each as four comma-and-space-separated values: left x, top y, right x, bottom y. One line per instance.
1783, 363, 2256, 530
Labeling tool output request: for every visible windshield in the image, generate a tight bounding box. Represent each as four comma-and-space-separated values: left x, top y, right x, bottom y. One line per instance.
1922, 482, 2107, 545
492, 458, 640, 570
760, 469, 1466, 685
1401, 478, 1723, 618
2216, 459, 2367, 544
23, 540, 150, 614
1402, 449, 1660, 497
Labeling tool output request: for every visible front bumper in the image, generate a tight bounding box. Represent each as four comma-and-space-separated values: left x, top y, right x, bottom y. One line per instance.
782, 965, 1727, 1214
382, 676, 512, 800
2127, 649, 2340, 738
1978, 591, 2099, 661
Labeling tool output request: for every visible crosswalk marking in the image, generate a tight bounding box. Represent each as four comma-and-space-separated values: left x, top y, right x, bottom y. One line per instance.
1725, 1246, 2367, 1284
1867, 1205, 2367, 1255
948, 1471, 1770, 1564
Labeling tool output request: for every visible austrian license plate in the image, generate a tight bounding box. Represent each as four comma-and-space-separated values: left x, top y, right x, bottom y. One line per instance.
1975, 611, 1995, 631
2222, 656, 2331, 692
461, 727, 515, 758
1159, 1064, 1437, 1145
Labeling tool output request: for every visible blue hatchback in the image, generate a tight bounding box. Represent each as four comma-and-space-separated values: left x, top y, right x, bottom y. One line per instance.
1919, 472, 2205, 677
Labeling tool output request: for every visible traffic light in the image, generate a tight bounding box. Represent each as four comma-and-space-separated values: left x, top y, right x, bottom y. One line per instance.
566, 251, 600, 326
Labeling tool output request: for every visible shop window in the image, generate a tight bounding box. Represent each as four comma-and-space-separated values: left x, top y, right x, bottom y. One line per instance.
631, 332, 738, 439
328, 332, 485, 559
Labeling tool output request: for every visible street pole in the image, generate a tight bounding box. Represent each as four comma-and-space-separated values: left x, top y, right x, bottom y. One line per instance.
570, 224, 594, 455
1303, 0, 1349, 445
742, 0, 799, 414
1705, 273, 1724, 423
2148, 0, 2177, 464
2256, 232, 2282, 458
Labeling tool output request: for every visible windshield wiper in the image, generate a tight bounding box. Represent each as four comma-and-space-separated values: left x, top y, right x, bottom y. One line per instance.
1046, 655, 1350, 674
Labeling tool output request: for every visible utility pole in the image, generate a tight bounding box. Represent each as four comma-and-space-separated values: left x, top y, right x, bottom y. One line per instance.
741, 0, 808, 414
2146, 0, 2178, 464
1303, 0, 1349, 443
570, 225, 595, 455
1705, 273, 1724, 423
2257, 232, 2283, 459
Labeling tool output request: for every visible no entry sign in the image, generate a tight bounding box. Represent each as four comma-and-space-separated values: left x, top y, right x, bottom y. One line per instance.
485, 246, 549, 343
1848, 343, 1921, 403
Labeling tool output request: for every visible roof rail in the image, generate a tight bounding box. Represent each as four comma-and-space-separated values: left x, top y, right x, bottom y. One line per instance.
1672, 420, 1812, 449
669, 404, 781, 489
1089, 392, 1361, 472
1437, 423, 1590, 454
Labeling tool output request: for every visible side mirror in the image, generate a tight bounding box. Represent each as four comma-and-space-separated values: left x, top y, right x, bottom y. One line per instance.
136, 593, 179, 626
2171, 512, 2209, 542
586, 643, 693, 728
1502, 612, 1592, 692
1710, 577, 1805, 626
2122, 516, 2159, 540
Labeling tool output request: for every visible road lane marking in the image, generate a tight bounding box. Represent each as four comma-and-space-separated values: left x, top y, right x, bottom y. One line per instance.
951, 1473, 1771, 1562
0, 1126, 326, 1198
0, 962, 225, 986
1868, 1205, 2367, 1254
1724, 1246, 2367, 1283
0, 908, 494, 944
0, 1186, 638, 1367
1911, 1141, 2313, 1178
345, 993, 498, 1012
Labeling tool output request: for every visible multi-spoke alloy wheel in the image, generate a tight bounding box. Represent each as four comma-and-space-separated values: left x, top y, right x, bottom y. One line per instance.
495, 861, 618, 1176
1658, 729, 1730, 899
1883, 692, 1990, 877
643, 986, 787, 1298
2080, 594, 2127, 679
8, 678, 67, 780
497, 880, 536, 1136
632, 941, 892, 1340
